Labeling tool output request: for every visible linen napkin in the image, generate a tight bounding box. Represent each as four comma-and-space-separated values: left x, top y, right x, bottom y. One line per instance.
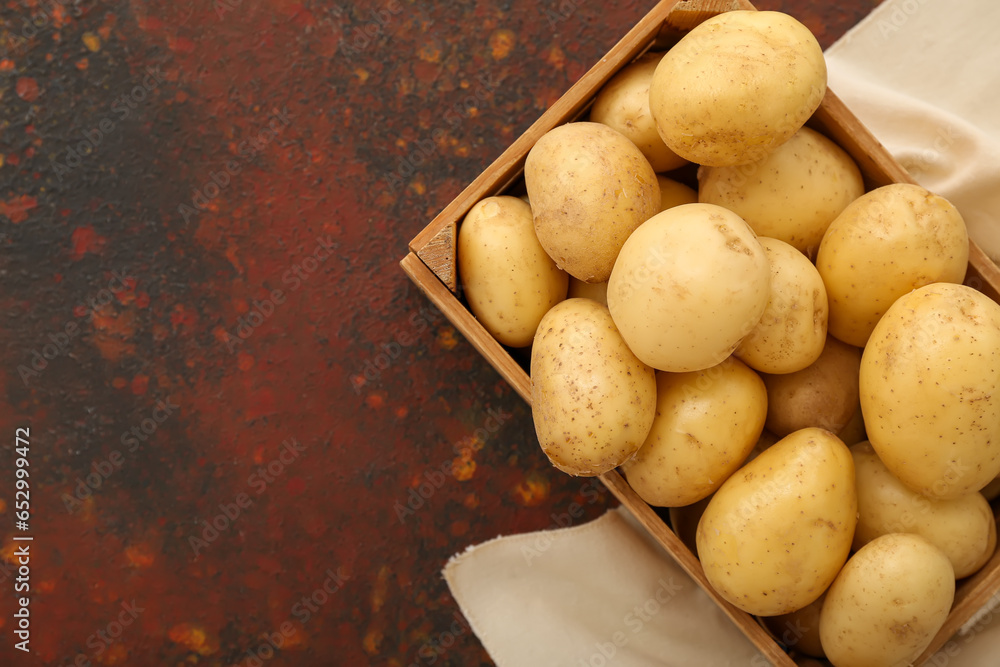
444, 0, 1000, 664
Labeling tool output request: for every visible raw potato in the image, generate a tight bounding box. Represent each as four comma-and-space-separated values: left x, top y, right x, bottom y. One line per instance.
590, 52, 688, 172
608, 203, 770, 372
820, 534, 955, 667
735, 237, 828, 374
622, 357, 767, 507
697, 428, 856, 616
657, 175, 697, 211
698, 127, 864, 256
762, 336, 861, 437
530, 299, 656, 476
667, 430, 774, 553
567, 277, 608, 306
762, 593, 826, 658
860, 283, 1000, 498
817, 183, 969, 347
851, 441, 996, 578
649, 11, 826, 167
458, 196, 568, 347
525, 122, 660, 282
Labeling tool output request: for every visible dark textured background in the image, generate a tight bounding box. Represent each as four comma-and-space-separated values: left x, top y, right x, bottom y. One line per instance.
0, 1, 879, 665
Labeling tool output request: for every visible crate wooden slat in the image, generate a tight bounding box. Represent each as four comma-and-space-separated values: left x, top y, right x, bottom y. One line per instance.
402, 0, 1000, 664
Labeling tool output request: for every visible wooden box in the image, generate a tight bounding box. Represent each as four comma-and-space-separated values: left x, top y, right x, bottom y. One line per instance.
401, 0, 1000, 663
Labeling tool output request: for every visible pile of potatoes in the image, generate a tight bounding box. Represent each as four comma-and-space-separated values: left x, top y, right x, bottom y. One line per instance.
455, 10, 1000, 667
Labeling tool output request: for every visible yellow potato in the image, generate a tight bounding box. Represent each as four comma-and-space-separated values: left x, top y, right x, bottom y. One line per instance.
762, 593, 826, 659
697, 428, 856, 616
657, 175, 697, 211
668, 430, 773, 554
860, 283, 1000, 498
457, 196, 568, 347
699, 127, 864, 256
820, 534, 954, 667
566, 277, 607, 306
525, 122, 660, 282
817, 183, 969, 347
734, 237, 828, 374
623, 357, 767, 507
608, 203, 770, 372
762, 336, 861, 437
851, 441, 996, 578
649, 11, 826, 167
590, 52, 688, 172
530, 299, 656, 475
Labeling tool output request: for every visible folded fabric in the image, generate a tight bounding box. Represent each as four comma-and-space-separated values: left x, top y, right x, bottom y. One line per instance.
825, 0, 1000, 264
444, 0, 1000, 664
444, 507, 764, 666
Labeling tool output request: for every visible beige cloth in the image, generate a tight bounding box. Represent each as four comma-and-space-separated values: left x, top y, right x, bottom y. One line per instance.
825, 0, 1000, 264
444, 508, 764, 666
445, 0, 1000, 665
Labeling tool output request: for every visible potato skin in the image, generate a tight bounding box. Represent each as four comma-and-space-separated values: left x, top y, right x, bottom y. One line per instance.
698, 127, 864, 256
762, 336, 861, 437
590, 52, 687, 172
530, 299, 656, 476
649, 11, 826, 167
735, 237, 828, 374
860, 283, 1000, 498
696, 427, 856, 616
820, 534, 954, 667
525, 122, 660, 283
608, 203, 770, 372
458, 196, 568, 347
622, 357, 767, 507
656, 175, 697, 211
851, 441, 996, 578
817, 183, 969, 347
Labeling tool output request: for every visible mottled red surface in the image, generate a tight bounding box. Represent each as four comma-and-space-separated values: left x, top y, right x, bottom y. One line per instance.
0, 1, 879, 665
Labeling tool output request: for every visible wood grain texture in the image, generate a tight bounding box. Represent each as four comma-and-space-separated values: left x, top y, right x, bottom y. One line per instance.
402, 0, 1000, 664
409, 0, 685, 261
599, 470, 796, 666
916, 520, 1000, 662
416, 221, 458, 292
401, 253, 531, 403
